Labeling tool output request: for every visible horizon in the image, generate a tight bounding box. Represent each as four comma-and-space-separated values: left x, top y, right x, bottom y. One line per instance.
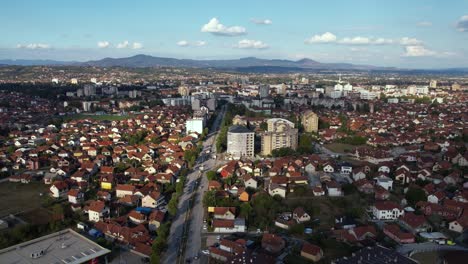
1, 1, 468, 68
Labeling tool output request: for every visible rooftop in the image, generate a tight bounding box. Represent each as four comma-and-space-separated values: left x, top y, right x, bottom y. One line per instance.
0, 229, 111, 264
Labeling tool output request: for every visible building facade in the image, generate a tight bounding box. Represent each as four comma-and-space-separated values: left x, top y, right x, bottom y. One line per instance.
226, 125, 254, 159
261, 118, 298, 156
301, 110, 319, 133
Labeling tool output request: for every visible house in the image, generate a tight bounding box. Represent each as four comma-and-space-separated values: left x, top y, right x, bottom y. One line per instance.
100, 174, 114, 190
354, 179, 374, 194
213, 207, 236, 220
268, 184, 287, 198
116, 184, 136, 198
243, 175, 258, 189
148, 210, 165, 232
212, 218, 246, 233
293, 207, 311, 223
398, 212, 431, 234
128, 210, 147, 225
301, 243, 323, 262
427, 191, 445, 204
372, 201, 404, 220
87, 200, 110, 222
323, 163, 335, 173
374, 175, 393, 191
312, 186, 325, 196
326, 181, 343, 197
68, 189, 84, 204
383, 224, 415, 244
261, 233, 285, 254
50, 181, 69, 198
340, 163, 353, 174
449, 217, 468, 233
141, 191, 163, 208
352, 168, 367, 182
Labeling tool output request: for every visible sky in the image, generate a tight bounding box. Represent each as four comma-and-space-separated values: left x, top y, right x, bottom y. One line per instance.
1, 0, 468, 68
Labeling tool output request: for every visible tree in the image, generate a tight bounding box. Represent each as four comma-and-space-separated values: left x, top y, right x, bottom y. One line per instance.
203, 190, 217, 207
272, 147, 296, 157
206, 171, 217, 181
405, 187, 427, 207
239, 203, 253, 220
168, 193, 179, 216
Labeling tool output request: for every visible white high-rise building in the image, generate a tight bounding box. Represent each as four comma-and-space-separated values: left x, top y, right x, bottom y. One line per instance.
186, 118, 204, 134
227, 126, 254, 159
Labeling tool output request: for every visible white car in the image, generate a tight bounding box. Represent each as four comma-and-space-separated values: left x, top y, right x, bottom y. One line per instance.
201, 250, 210, 255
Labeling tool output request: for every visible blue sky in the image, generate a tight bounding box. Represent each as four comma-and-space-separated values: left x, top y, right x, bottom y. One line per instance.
1, 0, 467, 68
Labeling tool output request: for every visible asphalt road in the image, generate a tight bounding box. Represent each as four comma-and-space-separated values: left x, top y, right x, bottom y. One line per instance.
163, 105, 226, 264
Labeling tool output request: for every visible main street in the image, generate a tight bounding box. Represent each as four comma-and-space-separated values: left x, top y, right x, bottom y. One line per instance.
163, 104, 226, 264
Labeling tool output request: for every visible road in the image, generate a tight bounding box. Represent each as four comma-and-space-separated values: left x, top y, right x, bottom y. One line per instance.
163, 105, 227, 264
396, 242, 468, 256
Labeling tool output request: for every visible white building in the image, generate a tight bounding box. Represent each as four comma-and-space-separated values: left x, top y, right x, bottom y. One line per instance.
330, 91, 342, 99
372, 201, 404, 220
360, 90, 377, 100
226, 126, 254, 159
212, 218, 246, 233
186, 118, 204, 134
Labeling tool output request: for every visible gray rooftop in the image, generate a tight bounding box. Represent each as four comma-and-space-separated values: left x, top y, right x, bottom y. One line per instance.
228, 125, 252, 134
0, 229, 111, 264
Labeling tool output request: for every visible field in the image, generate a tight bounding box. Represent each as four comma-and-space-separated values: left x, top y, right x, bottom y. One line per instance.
324, 143, 357, 154
66, 114, 132, 121
0, 182, 49, 218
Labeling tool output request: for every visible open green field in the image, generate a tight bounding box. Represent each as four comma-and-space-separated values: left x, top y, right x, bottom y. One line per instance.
66, 114, 132, 121
0, 182, 49, 217
324, 143, 357, 154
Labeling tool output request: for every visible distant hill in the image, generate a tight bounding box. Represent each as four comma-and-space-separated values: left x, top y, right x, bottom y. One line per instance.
81, 54, 392, 71
0, 59, 76, 66
0, 55, 467, 73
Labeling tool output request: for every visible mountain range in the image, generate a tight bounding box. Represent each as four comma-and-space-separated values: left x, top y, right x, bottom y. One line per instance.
0, 55, 393, 71
1, 54, 467, 73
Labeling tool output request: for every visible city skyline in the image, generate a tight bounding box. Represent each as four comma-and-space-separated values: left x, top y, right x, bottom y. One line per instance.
1, 0, 468, 68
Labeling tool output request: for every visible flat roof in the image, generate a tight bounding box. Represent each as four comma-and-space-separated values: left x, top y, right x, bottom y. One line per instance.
0, 228, 111, 264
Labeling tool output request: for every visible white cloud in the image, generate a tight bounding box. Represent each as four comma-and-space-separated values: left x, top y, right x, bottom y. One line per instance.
116, 40, 129, 49
338, 37, 393, 45
373, 38, 394, 45
194, 41, 207, 46
250, 18, 272, 25
132, 42, 143, 49
177, 40, 189, 47
16, 43, 50, 49
305, 32, 337, 44
234, 39, 269, 49
339, 36, 371, 45
456, 15, 468, 32
400, 37, 423, 46
97, 41, 110, 48
201, 18, 246, 36
403, 45, 436, 57
417, 21, 432, 27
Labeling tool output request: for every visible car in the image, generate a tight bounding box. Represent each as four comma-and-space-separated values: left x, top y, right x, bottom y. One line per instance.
447, 240, 456, 246
256, 228, 262, 233
203, 219, 207, 223
216, 235, 221, 240
193, 256, 199, 260
201, 250, 210, 255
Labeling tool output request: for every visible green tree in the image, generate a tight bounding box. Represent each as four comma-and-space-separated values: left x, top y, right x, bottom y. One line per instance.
203, 190, 217, 207
206, 171, 217, 181
405, 187, 427, 207
239, 202, 253, 220
168, 193, 179, 216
